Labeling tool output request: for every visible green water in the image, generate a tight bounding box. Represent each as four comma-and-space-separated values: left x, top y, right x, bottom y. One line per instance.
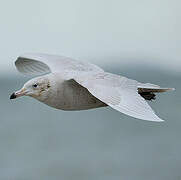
0, 67, 180, 180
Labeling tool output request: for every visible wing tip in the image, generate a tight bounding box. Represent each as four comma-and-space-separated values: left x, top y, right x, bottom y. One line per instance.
137, 117, 165, 122
147, 114, 165, 122
15, 54, 51, 76
140, 117, 165, 122
142, 114, 165, 122
120, 116, 165, 122
155, 118, 165, 122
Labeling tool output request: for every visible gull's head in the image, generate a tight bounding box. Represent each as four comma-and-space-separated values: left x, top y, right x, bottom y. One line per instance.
10, 76, 51, 100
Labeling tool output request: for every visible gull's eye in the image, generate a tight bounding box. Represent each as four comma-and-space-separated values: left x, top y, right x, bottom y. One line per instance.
32, 83, 38, 88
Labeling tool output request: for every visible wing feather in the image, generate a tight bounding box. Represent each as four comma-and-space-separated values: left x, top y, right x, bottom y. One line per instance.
75, 72, 164, 122
14, 53, 173, 121
15, 53, 103, 75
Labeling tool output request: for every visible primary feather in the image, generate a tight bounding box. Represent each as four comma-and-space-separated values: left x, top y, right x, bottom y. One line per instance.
15, 53, 103, 75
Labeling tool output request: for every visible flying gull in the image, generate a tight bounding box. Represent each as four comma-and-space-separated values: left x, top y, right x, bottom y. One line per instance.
10, 53, 174, 122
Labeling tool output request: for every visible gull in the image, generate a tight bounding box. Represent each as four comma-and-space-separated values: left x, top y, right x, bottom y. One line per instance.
10, 53, 174, 122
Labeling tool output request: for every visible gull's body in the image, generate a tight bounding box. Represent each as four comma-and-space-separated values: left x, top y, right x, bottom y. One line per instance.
11, 53, 174, 122
36, 73, 106, 110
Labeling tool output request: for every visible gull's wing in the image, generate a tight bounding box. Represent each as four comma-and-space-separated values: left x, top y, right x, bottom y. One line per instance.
15, 53, 104, 75
15, 53, 172, 121
72, 72, 164, 122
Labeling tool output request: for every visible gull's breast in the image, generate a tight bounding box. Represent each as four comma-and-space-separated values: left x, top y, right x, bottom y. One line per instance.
43, 79, 107, 111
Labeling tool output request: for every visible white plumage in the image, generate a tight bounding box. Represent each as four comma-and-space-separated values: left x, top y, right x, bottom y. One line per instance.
12, 53, 174, 122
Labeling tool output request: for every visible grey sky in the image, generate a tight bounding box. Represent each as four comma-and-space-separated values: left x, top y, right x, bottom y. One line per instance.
0, 0, 180, 74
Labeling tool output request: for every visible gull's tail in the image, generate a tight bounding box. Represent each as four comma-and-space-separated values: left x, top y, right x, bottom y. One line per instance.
137, 83, 175, 101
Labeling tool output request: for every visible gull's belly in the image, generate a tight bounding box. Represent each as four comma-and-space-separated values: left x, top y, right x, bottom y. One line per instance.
43, 80, 106, 110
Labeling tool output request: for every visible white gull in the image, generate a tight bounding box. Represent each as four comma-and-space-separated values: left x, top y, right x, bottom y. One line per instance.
10, 53, 174, 122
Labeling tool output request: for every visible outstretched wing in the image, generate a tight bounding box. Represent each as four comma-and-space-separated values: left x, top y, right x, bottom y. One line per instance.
15, 53, 173, 121
73, 72, 165, 122
15, 53, 104, 75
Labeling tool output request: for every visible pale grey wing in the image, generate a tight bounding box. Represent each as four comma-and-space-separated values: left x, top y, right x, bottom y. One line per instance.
15, 53, 104, 75
74, 72, 164, 122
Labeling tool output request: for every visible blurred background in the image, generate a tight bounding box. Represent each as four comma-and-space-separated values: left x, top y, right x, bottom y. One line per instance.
0, 0, 180, 179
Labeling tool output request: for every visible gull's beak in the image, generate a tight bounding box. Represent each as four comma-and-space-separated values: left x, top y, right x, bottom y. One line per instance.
10, 88, 28, 99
